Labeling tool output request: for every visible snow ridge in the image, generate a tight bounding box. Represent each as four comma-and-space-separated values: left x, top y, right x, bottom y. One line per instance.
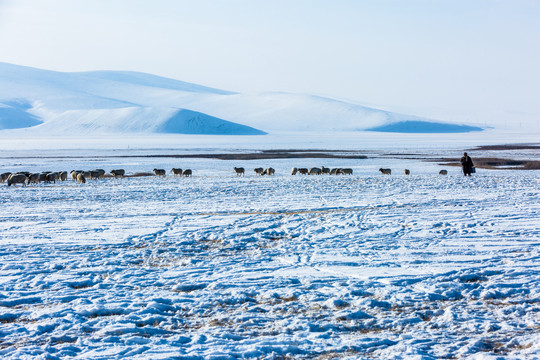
0, 62, 484, 135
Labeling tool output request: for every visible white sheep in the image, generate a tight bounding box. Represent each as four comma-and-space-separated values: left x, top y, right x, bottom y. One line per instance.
77, 173, 86, 184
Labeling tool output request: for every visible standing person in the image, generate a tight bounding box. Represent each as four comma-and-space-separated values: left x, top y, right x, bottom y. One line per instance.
460, 152, 474, 176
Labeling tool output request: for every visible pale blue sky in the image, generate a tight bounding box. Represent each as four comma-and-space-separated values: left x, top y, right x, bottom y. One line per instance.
1, 0, 539, 125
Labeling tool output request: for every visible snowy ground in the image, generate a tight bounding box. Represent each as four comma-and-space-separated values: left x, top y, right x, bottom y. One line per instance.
1, 152, 539, 359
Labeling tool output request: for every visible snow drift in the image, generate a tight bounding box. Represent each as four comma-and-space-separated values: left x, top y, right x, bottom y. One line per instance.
0, 62, 483, 135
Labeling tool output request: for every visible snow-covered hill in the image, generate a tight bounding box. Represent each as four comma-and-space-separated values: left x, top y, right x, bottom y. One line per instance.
0, 62, 482, 135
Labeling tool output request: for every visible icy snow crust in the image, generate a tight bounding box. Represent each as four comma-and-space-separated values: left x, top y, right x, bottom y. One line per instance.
1, 156, 539, 359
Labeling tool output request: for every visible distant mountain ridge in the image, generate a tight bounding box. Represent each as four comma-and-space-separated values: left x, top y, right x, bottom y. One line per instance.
0, 62, 482, 135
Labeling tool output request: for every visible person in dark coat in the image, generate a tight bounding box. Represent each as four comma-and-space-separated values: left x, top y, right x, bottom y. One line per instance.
460, 152, 474, 176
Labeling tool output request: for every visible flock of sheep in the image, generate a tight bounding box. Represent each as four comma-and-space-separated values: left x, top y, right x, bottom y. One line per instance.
2, 165, 450, 187
0, 167, 196, 187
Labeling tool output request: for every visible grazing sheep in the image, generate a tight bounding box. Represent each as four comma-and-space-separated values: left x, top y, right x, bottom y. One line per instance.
291, 167, 298, 175
59, 171, 68, 181
234, 167, 245, 176
254, 167, 264, 175
321, 166, 330, 174
27, 173, 40, 185
439, 170, 448, 175
341, 168, 353, 175
39, 172, 49, 182
329, 168, 339, 175
298, 168, 308, 175
263, 167, 275, 176
70, 170, 81, 180
1, 172, 12, 183
76, 173, 86, 184
111, 169, 125, 178
95, 169, 106, 179
404, 169, 410, 175
153, 168, 166, 177
90, 170, 101, 180
379, 168, 392, 175
309, 167, 322, 175
172, 168, 183, 176
46, 172, 58, 183
183, 169, 192, 177
7, 173, 27, 187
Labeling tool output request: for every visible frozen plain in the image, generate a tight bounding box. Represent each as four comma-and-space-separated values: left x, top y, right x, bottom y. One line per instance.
1, 137, 540, 360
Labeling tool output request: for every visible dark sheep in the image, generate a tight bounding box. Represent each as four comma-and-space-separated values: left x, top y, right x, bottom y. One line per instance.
183, 169, 192, 177
153, 168, 166, 177
27, 173, 40, 185
234, 167, 245, 176
46, 172, 58, 183
1, 172, 12, 183
254, 168, 264, 175
309, 167, 321, 175
379, 168, 392, 175
298, 168, 308, 175
111, 169, 125, 178
172, 168, 183, 176
7, 174, 27, 187
439, 170, 448, 175
404, 169, 410, 175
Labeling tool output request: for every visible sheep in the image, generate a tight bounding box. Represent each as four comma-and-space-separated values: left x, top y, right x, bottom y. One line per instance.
329, 168, 339, 175
7, 173, 27, 187
111, 169, 125, 178
183, 169, 192, 177
298, 168, 308, 175
379, 168, 392, 175
254, 167, 264, 175
309, 167, 322, 175
59, 171, 68, 181
404, 169, 410, 175
95, 169, 106, 179
341, 168, 353, 175
39, 172, 49, 182
1, 172, 12, 183
76, 173, 86, 184
90, 170, 101, 180
321, 166, 330, 174
172, 168, 183, 176
46, 172, 58, 183
234, 167, 245, 176
263, 167, 275, 176
27, 173, 40, 185
439, 170, 448, 175
153, 168, 166, 177
291, 167, 298, 175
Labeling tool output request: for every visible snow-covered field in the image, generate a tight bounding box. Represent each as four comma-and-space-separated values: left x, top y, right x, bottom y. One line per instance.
1, 151, 539, 359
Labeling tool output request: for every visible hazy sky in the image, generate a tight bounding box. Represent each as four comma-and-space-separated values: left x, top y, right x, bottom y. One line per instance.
1, 0, 539, 125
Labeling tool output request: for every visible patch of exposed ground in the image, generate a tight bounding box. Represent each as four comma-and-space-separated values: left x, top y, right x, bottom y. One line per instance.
435, 157, 540, 170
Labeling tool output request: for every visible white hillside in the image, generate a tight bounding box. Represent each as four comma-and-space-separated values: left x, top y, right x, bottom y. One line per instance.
0, 62, 483, 135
